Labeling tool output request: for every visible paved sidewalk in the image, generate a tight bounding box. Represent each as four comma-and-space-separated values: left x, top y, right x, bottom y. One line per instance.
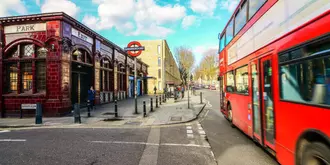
0, 91, 207, 128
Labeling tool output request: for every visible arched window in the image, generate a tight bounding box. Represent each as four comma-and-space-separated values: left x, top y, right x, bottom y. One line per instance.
100, 57, 112, 91
72, 48, 92, 64
4, 43, 47, 94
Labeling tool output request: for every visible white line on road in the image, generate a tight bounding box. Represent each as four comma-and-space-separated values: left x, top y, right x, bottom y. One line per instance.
0, 130, 10, 133
198, 130, 206, 135
0, 139, 26, 142
187, 134, 194, 138
187, 129, 193, 134
90, 141, 210, 148
186, 126, 192, 129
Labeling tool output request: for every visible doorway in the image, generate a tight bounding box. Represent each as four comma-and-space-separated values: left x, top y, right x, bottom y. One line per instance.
71, 62, 93, 108
251, 55, 275, 150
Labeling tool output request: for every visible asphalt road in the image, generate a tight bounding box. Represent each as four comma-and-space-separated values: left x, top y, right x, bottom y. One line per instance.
199, 89, 279, 165
0, 124, 215, 165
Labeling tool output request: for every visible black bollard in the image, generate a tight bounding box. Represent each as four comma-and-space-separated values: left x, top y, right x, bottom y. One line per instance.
74, 103, 81, 124
115, 100, 118, 118
156, 96, 159, 108
35, 103, 42, 124
164, 94, 166, 102
87, 100, 91, 117
159, 95, 162, 105
200, 92, 203, 104
163, 94, 166, 103
143, 101, 147, 117
150, 98, 153, 112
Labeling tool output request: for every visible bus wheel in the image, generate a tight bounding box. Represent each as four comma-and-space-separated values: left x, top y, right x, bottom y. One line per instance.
227, 104, 234, 128
302, 142, 330, 165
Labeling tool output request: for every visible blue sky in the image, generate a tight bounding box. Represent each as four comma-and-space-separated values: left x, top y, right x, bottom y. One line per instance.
0, 0, 239, 65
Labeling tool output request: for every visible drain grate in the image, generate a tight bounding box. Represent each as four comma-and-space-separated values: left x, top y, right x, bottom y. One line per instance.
124, 121, 142, 125
170, 116, 182, 121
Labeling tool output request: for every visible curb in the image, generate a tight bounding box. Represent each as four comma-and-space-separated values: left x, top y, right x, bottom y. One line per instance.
151, 103, 207, 126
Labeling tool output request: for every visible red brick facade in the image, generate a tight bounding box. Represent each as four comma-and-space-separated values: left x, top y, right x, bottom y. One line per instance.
0, 13, 149, 117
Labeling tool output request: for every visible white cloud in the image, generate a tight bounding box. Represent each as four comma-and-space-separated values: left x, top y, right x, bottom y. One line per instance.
83, 0, 186, 37
41, 0, 80, 18
0, 0, 27, 17
182, 15, 196, 29
190, 0, 217, 15
220, 0, 239, 12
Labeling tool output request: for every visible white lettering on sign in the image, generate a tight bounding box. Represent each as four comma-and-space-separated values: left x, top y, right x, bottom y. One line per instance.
21, 104, 37, 110
72, 28, 93, 44
4, 23, 46, 34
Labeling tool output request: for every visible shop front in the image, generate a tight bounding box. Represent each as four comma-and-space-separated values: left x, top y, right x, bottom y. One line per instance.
0, 13, 149, 117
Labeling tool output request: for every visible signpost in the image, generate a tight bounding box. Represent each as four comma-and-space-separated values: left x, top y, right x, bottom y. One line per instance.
124, 41, 145, 114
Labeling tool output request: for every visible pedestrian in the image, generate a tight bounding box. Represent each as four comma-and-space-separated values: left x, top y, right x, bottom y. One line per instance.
154, 86, 157, 94
181, 85, 185, 98
88, 86, 95, 110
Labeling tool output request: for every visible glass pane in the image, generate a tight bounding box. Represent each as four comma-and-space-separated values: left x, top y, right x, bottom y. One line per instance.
249, 0, 267, 20
158, 57, 161, 67
263, 60, 274, 144
226, 19, 234, 45
8, 45, 19, 58
235, 1, 247, 35
235, 66, 249, 94
220, 34, 225, 52
226, 71, 235, 92
36, 62, 46, 92
280, 56, 330, 105
252, 64, 261, 135
22, 44, 34, 57
8, 64, 18, 92
21, 63, 33, 93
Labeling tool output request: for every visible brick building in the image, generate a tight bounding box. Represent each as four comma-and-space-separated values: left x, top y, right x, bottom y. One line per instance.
0, 12, 148, 117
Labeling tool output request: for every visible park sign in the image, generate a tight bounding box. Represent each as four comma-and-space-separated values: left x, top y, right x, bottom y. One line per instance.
124, 41, 145, 57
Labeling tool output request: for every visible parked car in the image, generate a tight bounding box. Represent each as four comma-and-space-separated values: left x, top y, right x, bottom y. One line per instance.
209, 85, 216, 90
204, 85, 209, 89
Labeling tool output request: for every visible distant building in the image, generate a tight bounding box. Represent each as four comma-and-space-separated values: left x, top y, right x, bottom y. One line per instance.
137, 40, 180, 94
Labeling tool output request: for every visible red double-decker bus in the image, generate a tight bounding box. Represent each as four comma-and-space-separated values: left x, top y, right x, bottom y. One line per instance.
218, 0, 330, 164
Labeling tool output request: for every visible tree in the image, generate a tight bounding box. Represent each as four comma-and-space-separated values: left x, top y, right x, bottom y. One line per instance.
196, 49, 218, 83
175, 46, 195, 86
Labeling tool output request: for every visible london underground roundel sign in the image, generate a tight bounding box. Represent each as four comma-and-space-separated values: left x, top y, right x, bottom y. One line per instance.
124, 41, 145, 57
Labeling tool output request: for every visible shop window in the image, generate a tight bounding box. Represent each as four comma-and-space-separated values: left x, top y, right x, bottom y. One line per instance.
22, 44, 34, 57
235, 65, 249, 94
4, 43, 47, 94
226, 71, 235, 92
36, 62, 46, 92
279, 37, 330, 106
7, 64, 18, 92
21, 63, 33, 93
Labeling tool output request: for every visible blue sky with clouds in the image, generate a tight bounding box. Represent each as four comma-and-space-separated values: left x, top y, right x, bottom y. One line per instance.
0, 0, 239, 65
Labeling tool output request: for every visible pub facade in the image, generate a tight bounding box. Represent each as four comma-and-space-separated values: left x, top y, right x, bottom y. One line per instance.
0, 12, 149, 117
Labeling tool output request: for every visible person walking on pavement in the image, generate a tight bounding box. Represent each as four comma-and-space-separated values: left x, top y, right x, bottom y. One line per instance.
88, 86, 95, 110
154, 86, 157, 94
181, 85, 185, 98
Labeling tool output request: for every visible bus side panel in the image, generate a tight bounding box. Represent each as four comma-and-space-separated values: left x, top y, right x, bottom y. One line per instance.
228, 94, 252, 137
272, 12, 330, 165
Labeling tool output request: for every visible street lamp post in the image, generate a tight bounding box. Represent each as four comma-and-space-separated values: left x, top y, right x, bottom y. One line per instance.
134, 57, 138, 114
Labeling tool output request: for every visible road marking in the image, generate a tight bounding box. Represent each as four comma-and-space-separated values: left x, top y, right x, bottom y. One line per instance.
90, 141, 210, 148
187, 134, 194, 138
0, 130, 10, 133
186, 126, 192, 129
199, 130, 206, 135
0, 139, 26, 142
187, 130, 193, 134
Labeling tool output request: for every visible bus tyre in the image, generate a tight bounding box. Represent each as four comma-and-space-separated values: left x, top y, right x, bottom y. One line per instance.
301, 142, 330, 165
227, 104, 234, 128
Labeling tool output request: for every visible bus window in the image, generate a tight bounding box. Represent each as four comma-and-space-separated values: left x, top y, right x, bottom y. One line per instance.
248, 0, 267, 20
226, 19, 234, 45
235, 65, 249, 94
226, 71, 235, 92
279, 37, 330, 106
234, 1, 247, 35
219, 34, 225, 52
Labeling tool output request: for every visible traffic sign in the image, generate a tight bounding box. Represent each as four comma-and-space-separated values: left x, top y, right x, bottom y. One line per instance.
124, 41, 145, 57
